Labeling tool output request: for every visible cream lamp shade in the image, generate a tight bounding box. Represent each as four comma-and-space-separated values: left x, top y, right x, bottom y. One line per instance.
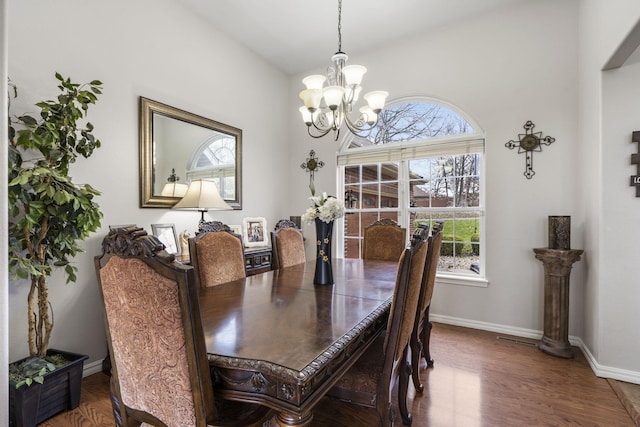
173, 179, 232, 230
161, 182, 188, 197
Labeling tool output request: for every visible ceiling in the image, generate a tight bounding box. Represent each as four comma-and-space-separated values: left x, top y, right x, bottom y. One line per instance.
180, 0, 531, 75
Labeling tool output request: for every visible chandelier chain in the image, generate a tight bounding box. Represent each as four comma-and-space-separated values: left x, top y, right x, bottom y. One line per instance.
337, 0, 342, 52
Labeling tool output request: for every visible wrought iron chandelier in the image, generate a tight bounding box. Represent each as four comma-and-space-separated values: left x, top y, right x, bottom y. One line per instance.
298, 0, 388, 141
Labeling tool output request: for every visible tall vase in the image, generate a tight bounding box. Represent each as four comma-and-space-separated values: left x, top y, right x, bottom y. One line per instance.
314, 218, 334, 285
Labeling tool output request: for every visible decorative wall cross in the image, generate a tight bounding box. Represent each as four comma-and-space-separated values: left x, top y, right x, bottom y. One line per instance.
300, 149, 324, 195
630, 131, 640, 197
505, 120, 555, 179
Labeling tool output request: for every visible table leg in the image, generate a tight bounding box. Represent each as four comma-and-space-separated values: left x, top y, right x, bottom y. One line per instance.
275, 411, 313, 427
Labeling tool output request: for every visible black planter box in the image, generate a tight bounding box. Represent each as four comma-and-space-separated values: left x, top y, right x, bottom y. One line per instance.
9, 349, 88, 427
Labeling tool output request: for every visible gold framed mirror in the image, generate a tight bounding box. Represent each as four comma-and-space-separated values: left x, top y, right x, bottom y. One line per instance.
140, 97, 242, 209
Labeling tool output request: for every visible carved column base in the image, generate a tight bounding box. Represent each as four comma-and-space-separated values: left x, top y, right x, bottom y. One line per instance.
538, 334, 574, 358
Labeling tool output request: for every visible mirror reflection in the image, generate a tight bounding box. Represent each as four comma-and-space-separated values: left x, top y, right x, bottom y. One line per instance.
140, 97, 242, 208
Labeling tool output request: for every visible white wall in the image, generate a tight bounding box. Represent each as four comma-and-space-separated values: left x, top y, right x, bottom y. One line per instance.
7, 0, 289, 365
290, 0, 582, 336
578, 0, 640, 379
601, 52, 640, 374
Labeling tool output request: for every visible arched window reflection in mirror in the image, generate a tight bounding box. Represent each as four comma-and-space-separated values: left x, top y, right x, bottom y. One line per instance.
187, 135, 237, 201
140, 97, 242, 209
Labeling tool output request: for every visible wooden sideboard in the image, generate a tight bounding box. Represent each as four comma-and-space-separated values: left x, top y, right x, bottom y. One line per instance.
244, 246, 272, 276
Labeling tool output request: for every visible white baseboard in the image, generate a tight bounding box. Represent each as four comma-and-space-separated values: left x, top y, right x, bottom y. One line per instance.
83, 359, 105, 377
430, 314, 640, 385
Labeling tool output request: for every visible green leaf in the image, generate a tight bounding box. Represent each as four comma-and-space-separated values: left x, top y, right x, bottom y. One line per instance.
19, 115, 37, 126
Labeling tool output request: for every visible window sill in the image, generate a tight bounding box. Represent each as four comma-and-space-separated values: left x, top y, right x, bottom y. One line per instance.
436, 272, 488, 288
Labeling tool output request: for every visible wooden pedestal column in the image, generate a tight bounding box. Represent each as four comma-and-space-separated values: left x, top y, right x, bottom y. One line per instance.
533, 248, 583, 358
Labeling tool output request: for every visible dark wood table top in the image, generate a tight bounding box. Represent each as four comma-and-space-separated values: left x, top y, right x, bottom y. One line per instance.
198, 258, 398, 423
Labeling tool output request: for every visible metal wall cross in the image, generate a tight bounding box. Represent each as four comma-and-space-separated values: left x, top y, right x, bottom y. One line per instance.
300, 149, 324, 195
505, 120, 555, 179
630, 131, 640, 197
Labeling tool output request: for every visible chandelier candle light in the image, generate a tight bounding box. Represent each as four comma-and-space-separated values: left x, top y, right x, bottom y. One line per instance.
298, 0, 388, 140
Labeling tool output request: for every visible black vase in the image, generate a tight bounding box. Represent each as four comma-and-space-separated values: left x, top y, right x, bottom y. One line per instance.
314, 218, 334, 285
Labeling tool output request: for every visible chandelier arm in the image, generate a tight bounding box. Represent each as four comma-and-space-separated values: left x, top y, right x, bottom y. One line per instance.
342, 110, 376, 136
306, 125, 333, 139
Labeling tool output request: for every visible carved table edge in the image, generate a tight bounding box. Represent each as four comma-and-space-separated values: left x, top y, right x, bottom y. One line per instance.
207, 297, 392, 383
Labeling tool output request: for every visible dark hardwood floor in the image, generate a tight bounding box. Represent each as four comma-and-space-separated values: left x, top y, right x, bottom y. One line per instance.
40, 323, 635, 426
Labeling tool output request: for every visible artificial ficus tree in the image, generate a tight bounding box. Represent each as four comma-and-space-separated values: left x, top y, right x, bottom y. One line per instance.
8, 73, 103, 357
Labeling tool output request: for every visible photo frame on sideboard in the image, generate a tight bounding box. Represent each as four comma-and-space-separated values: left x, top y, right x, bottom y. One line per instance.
151, 223, 180, 255
242, 217, 268, 247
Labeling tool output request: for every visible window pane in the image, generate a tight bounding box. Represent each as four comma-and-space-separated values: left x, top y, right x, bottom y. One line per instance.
409, 178, 430, 207
344, 184, 360, 210
380, 211, 399, 222
344, 238, 361, 258
361, 164, 378, 182
361, 184, 379, 208
344, 212, 360, 237
380, 182, 398, 208
430, 177, 454, 207
361, 212, 380, 231
380, 163, 398, 180
345, 165, 360, 184
454, 177, 480, 207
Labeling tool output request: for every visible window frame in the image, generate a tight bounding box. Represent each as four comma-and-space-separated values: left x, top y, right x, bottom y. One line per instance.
335, 97, 488, 287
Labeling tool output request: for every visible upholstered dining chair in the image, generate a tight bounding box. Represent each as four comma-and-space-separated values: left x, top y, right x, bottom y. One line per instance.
327, 227, 429, 426
362, 218, 407, 262
271, 219, 306, 269
410, 221, 444, 392
189, 221, 246, 288
94, 226, 271, 427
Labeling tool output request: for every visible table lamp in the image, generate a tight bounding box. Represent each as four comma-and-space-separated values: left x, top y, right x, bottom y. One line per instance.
173, 179, 232, 231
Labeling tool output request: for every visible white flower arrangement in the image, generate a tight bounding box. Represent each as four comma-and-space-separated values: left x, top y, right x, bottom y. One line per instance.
302, 192, 345, 224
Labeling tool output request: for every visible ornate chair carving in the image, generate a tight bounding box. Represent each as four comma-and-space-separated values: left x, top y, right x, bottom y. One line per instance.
411, 221, 444, 392
271, 219, 306, 269
326, 228, 429, 426
362, 218, 407, 262
94, 226, 271, 427
189, 221, 246, 287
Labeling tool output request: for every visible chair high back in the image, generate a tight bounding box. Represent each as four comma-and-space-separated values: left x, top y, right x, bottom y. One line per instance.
328, 227, 428, 426
95, 226, 215, 426
362, 218, 406, 262
271, 219, 306, 269
410, 221, 444, 392
189, 221, 246, 288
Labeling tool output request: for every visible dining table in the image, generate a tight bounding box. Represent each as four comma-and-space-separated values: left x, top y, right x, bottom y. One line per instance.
199, 258, 399, 427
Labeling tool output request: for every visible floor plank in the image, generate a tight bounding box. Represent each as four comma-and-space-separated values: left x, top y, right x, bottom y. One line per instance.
40, 323, 635, 426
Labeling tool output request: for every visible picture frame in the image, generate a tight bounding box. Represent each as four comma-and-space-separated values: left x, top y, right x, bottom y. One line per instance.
229, 224, 242, 236
242, 217, 268, 247
151, 223, 181, 255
